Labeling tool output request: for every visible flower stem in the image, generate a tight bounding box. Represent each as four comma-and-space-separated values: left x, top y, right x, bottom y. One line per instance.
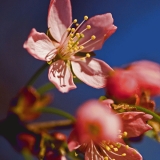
36, 107, 76, 121
25, 63, 49, 86
27, 119, 73, 132
136, 106, 160, 122
37, 82, 55, 94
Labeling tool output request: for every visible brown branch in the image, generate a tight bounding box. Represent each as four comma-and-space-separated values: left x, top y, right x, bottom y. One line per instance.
26, 119, 74, 132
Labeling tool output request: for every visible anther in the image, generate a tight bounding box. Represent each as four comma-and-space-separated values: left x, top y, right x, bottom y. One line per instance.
73, 19, 77, 23
87, 25, 91, 29
109, 145, 113, 148
76, 33, 80, 38
71, 28, 75, 32
67, 28, 71, 31
104, 157, 108, 160
80, 33, 85, 38
79, 46, 84, 49
70, 33, 74, 37
106, 146, 111, 151
123, 132, 128, 137
122, 153, 126, 156
76, 23, 79, 26
84, 16, 88, 20
91, 35, 96, 40
113, 148, 118, 152
126, 145, 129, 149
86, 53, 90, 58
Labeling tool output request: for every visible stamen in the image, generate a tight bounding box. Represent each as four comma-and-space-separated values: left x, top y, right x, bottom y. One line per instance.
91, 35, 96, 40
84, 16, 88, 20
73, 19, 77, 23
123, 131, 128, 137
122, 153, 126, 156
113, 148, 118, 152
86, 53, 90, 58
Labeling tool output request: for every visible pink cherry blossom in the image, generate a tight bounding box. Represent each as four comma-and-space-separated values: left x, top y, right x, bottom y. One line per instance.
68, 99, 152, 160
127, 60, 160, 96
23, 0, 117, 93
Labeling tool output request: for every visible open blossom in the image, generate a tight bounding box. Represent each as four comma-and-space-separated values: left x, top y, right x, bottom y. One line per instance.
106, 60, 160, 103
68, 100, 152, 160
23, 0, 117, 93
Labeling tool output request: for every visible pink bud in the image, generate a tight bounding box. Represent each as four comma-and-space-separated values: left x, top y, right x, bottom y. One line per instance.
106, 69, 140, 101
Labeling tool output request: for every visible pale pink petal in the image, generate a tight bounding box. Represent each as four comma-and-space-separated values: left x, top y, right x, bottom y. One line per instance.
119, 112, 153, 137
67, 130, 81, 151
71, 58, 113, 88
48, 60, 76, 93
78, 13, 117, 52
127, 60, 160, 96
48, 0, 72, 42
75, 100, 121, 144
106, 142, 142, 160
23, 28, 57, 61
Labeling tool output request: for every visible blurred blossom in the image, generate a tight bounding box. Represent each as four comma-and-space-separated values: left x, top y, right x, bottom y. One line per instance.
10, 87, 52, 121
106, 60, 160, 105
68, 99, 152, 160
23, 0, 116, 93
17, 133, 36, 152
126, 60, 160, 96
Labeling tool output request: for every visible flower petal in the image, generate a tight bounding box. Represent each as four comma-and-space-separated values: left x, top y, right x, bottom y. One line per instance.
106, 142, 142, 160
78, 13, 117, 52
67, 129, 81, 151
71, 58, 113, 88
127, 60, 160, 96
48, 60, 76, 93
119, 112, 153, 137
75, 100, 121, 144
48, 0, 72, 42
23, 28, 57, 61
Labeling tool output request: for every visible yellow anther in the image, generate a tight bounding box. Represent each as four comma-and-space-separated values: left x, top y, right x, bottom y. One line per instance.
70, 49, 74, 52
73, 75, 77, 78
47, 60, 52, 65
84, 16, 88, 20
76, 33, 80, 38
113, 148, 118, 152
126, 145, 129, 149
123, 132, 128, 137
122, 153, 126, 156
91, 35, 96, 40
76, 23, 79, 26
105, 146, 111, 151
116, 143, 121, 148
68, 44, 72, 48
81, 57, 85, 60
109, 145, 113, 148
104, 157, 108, 160
71, 28, 75, 32
73, 19, 77, 23
67, 28, 71, 31
74, 48, 78, 51
70, 33, 74, 37
86, 25, 91, 29
79, 46, 84, 49
80, 33, 85, 38
86, 53, 90, 58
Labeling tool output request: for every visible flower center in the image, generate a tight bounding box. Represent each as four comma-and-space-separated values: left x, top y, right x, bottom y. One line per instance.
57, 16, 96, 61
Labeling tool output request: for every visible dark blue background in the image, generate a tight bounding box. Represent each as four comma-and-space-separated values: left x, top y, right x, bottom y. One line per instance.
0, 0, 160, 159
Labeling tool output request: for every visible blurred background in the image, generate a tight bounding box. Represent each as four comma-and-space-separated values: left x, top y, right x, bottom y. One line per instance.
0, 0, 160, 159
